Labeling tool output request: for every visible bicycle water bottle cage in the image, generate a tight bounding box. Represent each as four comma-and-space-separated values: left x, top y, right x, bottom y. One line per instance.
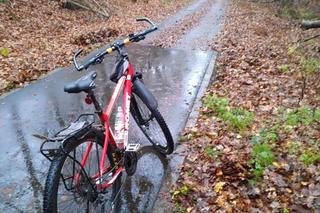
64, 71, 97, 93
40, 114, 95, 161
110, 58, 129, 83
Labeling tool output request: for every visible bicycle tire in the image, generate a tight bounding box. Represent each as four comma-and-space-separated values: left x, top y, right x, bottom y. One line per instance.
130, 93, 174, 155
43, 128, 121, 213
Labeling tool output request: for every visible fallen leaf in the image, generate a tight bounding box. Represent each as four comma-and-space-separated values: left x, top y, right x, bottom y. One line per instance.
214, 182, 226, 194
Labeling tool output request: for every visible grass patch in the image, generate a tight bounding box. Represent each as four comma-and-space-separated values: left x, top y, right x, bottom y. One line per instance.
187, 169, 193, 176
283, 208, 290, 213
204, 147, 219, 158
203, 94, 254, 132
285, 107, 316, 127
251, 129, 279, 144
278, 64, 289, 73
249, 143, 275, 179
178, 134, 191, 142
175, 203, 187, 213
221, 108, 254, 132
315, 108, 320, 121
299, 150, 320, 165
9, 13, 21, 21
299, 57, 320, 77
170, 184, 190, 199
203, 94, 228, 116
288, 141, 299, 155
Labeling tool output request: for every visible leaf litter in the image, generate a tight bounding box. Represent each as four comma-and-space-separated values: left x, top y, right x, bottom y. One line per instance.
172, 0, 320, 212
0, 0, 191, 94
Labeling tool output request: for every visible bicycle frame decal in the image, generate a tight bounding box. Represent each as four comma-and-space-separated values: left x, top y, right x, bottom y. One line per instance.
123, 63, 134, 149
79, 61, 134, 189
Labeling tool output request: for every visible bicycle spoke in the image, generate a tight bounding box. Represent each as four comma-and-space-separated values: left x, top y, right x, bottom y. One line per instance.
106, 172, 127, 213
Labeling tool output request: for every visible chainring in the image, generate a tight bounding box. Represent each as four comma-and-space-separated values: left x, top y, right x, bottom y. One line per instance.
124, 152, 138, 176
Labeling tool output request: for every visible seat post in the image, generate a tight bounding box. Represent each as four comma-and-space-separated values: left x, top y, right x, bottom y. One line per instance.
87, 90, 103, 117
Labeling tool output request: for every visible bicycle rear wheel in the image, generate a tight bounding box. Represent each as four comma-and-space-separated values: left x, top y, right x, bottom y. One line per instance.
130, 92, 174, 155
43, 128, 121, 213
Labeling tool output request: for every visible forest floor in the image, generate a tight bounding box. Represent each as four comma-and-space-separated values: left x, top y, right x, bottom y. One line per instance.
0, 0, 190, 95
1, 0, 320, 212
172, 0, 320, 212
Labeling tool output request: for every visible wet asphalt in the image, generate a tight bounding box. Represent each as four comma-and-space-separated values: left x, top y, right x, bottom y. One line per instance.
0, 0, 226, 211
0, 44, 214, 212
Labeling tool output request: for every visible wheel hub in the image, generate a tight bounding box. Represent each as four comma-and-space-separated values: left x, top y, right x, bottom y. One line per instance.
75, 175, 98, 202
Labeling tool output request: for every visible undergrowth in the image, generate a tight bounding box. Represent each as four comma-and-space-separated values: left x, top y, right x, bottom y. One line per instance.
203, 93, 320, 179
249, 142, 275, 179
203, 94, 254, 132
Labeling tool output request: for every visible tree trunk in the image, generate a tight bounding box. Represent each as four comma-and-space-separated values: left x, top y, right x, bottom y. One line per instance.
301, 20, 320, 30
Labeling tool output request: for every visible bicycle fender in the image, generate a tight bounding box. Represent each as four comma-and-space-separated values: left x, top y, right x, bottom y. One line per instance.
132, 79, 158, 110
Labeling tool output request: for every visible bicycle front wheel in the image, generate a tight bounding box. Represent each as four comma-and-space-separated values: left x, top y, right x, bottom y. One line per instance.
43, 128, 121, 213
130, 92, 174, 155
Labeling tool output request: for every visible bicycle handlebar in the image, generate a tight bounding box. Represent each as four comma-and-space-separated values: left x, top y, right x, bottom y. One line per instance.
73, 17, 158, 71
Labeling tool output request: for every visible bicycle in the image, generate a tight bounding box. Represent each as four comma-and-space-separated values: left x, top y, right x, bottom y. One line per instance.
40, 17, 174, 212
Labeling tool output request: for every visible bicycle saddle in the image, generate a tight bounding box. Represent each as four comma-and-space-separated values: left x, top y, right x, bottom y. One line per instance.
64, 71, 97, 93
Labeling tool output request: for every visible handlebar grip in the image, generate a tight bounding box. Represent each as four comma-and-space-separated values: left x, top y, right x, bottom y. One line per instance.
82, 57, 96, 70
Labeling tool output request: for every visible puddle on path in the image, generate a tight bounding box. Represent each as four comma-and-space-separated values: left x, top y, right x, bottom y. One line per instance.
0, 44, 213, 212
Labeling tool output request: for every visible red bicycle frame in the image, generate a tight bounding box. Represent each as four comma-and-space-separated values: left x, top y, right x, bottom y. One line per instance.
75, 61, 135, 189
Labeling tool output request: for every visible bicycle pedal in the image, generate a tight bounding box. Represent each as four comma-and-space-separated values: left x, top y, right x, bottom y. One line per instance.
125, 143, 140, 152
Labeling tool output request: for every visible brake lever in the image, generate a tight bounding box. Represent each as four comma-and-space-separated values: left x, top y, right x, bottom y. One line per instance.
73, 49, 83, 71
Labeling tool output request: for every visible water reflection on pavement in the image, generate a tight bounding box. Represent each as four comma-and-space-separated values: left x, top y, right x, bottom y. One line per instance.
0, 44, 213, 212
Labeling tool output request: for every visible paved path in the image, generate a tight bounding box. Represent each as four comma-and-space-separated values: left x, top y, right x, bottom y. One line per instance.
0, 45, 214, 212
0, 0, 227, 211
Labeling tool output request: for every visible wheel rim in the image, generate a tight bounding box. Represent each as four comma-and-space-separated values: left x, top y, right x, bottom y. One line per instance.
133, 95, 169, 151
56, 140, 113, 212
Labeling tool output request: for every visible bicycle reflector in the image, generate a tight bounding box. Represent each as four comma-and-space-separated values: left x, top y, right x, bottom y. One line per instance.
85, 95, 93, 104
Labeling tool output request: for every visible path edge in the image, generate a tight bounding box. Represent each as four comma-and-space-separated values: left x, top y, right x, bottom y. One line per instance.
152, 52, 217, 212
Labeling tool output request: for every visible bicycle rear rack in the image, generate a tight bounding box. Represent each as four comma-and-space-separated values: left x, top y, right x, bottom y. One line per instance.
40, 114, 96, 161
